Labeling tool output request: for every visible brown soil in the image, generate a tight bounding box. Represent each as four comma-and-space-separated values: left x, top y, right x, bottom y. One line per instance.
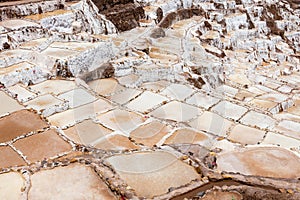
0, 146, 26, 168
201, 191, 242, 200
0, 110, 48, 143
13, 129, 72, 163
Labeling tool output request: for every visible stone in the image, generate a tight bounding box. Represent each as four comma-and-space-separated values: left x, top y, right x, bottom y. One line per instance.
0, 146, 26, 168
0, 172, 25, 200
217, 147, 300, 179
105, 151, 199, 198
228, 124, 266, 145
0, 110, 48, 143
99, 2, 145, 32
13, 129, 72, 163
150, 27, 165, 38
29, 163, 116, 199
79, 62, 115, 83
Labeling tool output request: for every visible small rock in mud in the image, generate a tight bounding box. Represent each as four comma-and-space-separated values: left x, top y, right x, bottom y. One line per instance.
201, 190, 242, 200
203, 153, 217, 169
150, 27, 165, 38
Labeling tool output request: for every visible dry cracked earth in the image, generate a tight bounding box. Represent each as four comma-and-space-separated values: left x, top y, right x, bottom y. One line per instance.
0, 0, 300, 199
